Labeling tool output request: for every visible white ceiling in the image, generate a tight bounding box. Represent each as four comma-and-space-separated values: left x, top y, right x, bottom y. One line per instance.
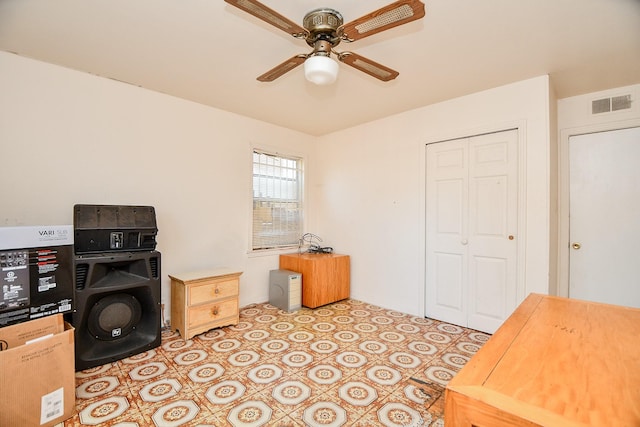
1, 0, 639, 136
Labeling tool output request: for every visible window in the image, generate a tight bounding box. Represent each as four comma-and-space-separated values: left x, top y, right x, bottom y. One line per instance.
252, 149, 303, 250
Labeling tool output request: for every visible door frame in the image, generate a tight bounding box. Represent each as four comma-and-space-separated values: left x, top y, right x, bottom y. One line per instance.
423, 122, 528, 320
557, 118, 640, 297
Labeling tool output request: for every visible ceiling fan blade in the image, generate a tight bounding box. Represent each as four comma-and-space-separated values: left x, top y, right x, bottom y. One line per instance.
224, 0, 307, 37
257, 55, 307, 82
340, 0, 425, 42
337, 52, 399, 82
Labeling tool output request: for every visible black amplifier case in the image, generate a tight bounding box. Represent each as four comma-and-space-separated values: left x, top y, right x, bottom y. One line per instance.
70, 204, 162, 370
0, 225, 74, 327
73, 204, 158, 254
71, 250, 161, 371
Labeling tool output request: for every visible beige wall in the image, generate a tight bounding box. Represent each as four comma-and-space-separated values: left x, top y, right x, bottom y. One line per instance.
9, 50, 619, 321
313, 76, 554, 316
0, 51, 317, 316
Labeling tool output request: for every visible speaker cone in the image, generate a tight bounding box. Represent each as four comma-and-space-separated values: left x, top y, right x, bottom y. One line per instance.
87, 293, 142, 341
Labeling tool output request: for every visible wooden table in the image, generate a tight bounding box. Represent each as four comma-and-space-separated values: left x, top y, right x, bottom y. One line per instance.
445, 293, 640, 426
279, 253, 350, 308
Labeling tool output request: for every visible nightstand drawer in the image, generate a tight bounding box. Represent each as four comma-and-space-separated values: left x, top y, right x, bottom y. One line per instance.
188, 298, 238, 328
189, 279, 238, 305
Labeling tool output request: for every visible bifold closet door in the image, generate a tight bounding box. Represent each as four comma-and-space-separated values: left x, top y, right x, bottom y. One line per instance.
425, 129, 518, 333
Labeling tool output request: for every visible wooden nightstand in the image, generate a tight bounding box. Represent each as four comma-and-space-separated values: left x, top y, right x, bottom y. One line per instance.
279, 253, 350, 308
169, 268, 242, 340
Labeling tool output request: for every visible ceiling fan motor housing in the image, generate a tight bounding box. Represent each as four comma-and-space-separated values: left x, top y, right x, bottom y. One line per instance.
303, 8, 344, 48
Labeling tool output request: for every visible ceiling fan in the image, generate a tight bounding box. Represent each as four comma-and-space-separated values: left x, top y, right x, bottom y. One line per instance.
224, 0, 426, 84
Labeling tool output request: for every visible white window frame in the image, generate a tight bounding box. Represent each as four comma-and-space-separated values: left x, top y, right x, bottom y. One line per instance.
251, 148, 304, 252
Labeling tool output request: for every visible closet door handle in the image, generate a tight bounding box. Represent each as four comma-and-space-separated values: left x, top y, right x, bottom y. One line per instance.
461, 239, 468, 245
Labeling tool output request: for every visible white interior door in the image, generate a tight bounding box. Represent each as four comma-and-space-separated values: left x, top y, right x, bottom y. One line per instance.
425, 138, 468, 327
426, 130, 518, 333
569, 127, 640, 308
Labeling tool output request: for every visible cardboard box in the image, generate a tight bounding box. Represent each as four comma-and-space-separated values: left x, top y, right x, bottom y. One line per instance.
0, 314, 75, 426
0, 225, 75, 327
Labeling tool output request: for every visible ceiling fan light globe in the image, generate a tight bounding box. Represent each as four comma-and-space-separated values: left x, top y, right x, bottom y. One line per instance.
304, 55, 338, 85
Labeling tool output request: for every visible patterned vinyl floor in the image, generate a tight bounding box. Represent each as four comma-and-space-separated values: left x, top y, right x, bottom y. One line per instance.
62, 299, 490, 426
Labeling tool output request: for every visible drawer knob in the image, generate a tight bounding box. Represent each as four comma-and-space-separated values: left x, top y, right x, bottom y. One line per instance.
214, 287, 220, 294
212, 307, 219, 316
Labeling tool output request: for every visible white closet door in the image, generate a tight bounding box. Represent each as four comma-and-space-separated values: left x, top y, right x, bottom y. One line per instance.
569, 127, 640, 308
426, 130, 518, 333
425, 139, 468, 327
466, 131, 519, 332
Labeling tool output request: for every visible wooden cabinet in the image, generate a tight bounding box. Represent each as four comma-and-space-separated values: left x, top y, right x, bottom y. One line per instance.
445, 293, 640, 426
169, 268, 241, 340
279, 253, 350, 308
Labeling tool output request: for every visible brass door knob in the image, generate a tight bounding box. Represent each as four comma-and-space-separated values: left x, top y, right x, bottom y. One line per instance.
572, 242, 581, 250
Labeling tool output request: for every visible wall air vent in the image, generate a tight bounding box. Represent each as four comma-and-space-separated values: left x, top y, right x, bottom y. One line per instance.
592, 94, 632, 114
612, 95, 632, 111
592, 98, 610, 114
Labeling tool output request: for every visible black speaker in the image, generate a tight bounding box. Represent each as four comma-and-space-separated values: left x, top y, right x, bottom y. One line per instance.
70, 251, 162, 371
73, 204, 158, 254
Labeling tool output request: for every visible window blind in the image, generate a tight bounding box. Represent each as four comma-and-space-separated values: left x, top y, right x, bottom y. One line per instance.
252, 150, 303, 250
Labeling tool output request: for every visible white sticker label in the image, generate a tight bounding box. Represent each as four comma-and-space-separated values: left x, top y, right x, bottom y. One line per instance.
40, 387, 64, 424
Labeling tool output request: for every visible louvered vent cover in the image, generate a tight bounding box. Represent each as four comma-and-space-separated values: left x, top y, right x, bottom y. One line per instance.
592, 95, 632, 114
149, 256, 159, 279
75, 263, 89, 290
592, 98, 611, 114
612, 95, 632, 111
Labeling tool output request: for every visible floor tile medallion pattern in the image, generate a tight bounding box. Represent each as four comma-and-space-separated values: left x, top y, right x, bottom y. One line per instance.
63, 299, 489, 426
